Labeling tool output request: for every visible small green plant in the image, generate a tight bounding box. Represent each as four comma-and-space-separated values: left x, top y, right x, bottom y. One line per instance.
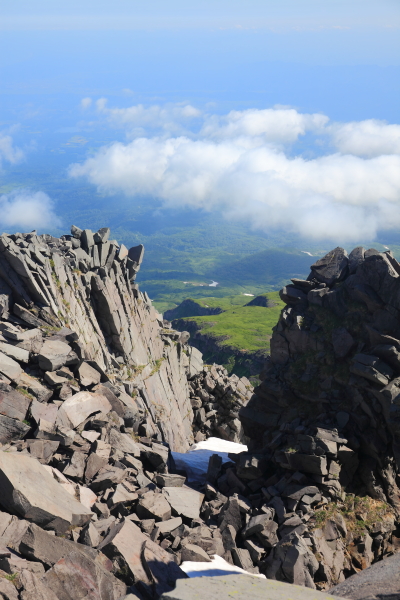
149, 358, 165, 377
16, 387, 34, 400
52, 271, 61, 288
2, 572, 19, 586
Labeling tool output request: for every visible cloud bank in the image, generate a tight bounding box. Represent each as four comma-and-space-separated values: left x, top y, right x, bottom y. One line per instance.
0, 134, 24, 168
0, 190, 62, 231
70, 103, 400, 241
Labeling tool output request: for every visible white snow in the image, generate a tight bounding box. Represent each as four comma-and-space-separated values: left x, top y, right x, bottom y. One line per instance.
243, 293, 254, 296
181, 554, 266, 579
171, 437, 247, 485
301, 251, 313, 256
384, 245, 390, 250
209, 281, 219, 287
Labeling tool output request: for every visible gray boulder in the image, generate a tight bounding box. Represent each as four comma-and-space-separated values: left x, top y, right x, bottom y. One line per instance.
42, 549, 126, 600
330, 551, 400, 599
0, 451, 92, 533
0, 351, 22, 381
163, 487, 204, 520
310, 247, 348, 286
38, 339, 73, 371
57, 391, 112, 429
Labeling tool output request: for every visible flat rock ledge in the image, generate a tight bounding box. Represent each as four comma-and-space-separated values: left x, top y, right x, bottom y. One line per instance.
161, 574, 345, 600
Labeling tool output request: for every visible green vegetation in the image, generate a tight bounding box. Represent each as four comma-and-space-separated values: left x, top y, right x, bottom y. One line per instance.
180, 292, 284, 353
168, 291, 285, 382
313, 495, 393, 534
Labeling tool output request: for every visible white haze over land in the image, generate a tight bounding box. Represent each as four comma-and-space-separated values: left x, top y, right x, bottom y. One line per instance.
70, 102, 400, 242
0, 190, 62, 231
0, 133, 24, 169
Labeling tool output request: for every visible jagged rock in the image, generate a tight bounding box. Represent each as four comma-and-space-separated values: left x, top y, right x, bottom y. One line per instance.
0, 351, 22, 381
37, 339, 74, 371
0, 578, 19, 600
310, 247, 348, 285
0, 451, 92, 533
19, 569, 59, 600
136, 492, 172, 522
98, 519, 186, 594
42, 549, 126, 600
181, 543, 211, 562
330, 551, 400, 599
18, 372, 52, 402
78, 361, 102, 387
332, 327, 354, 358
0, 340, 30, 363
20, 523, 91, 568
156, 474, 185, 488
0, 382, 31, 420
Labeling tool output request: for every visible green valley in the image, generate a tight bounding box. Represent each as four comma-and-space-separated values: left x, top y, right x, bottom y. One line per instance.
169, 292, 285, 384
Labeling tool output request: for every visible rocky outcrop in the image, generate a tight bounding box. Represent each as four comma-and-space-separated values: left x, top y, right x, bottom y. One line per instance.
188, 364, 253, 444
0, 225, 257, 600
224, 246, 400, 590
0, 226, 201, 453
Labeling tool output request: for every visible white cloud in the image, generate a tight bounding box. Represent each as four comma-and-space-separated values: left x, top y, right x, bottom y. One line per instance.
0, 134, 24, 168
80, 97, 92, 109
200, 108, 328, 145
96, 100, 203, 137
0, 190, 62, 231
330, 119, 400, 157
69, 104, 400, 242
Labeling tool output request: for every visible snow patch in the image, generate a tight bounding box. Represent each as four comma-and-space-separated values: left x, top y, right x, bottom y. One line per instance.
171, 437, 247, 485
181, 554, 266, 579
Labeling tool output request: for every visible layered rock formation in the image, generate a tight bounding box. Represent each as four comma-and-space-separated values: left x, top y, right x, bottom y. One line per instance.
0, 225, 254, 600
0, 225, 200, 453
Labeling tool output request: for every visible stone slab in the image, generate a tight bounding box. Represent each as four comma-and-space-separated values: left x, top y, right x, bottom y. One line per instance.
161, 574, 345, 600
57, 391, 111, 428
163, 487, 204, 520
0, 451, 92, 533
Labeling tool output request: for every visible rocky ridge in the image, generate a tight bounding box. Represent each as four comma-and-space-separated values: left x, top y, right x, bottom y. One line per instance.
0, 225, 253, 600
1, 229, 400, 598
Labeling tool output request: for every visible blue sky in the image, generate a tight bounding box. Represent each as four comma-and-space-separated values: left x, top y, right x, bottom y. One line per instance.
0, 0, 400, 241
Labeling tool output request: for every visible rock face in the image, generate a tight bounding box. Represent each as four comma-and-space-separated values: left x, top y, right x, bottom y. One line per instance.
0, 227, 208, 453
0, 224, 256, 600
233, 246, 400, 590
